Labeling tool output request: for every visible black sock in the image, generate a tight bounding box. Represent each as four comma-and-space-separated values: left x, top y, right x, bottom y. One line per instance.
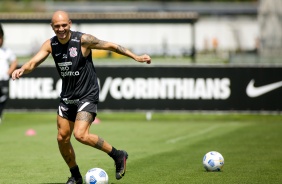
108, 147, 119, 160
70, 165, 82, 179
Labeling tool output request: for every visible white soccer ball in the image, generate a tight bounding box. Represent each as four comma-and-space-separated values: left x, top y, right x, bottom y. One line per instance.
85, 168, 109, 184
203, 151, 224, 171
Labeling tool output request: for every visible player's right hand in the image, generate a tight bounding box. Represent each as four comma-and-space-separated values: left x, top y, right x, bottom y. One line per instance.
12, 69, 24, 80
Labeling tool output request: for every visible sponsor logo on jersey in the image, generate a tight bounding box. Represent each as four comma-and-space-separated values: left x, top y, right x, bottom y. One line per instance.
61, 71, 80, 77
57, 61, 80, 77
71, 37, 80, 42
62, 98, 79, 105
58, 62, 72, 67
52, 42, 58, 45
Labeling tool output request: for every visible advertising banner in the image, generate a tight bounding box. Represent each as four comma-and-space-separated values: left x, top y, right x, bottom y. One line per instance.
7, 66, 282, 111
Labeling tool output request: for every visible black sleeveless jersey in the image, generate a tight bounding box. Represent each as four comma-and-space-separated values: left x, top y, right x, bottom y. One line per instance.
50, 31, 99, 103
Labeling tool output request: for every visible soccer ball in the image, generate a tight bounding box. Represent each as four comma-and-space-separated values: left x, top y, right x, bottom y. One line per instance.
203, 151, 224, 171
85, 168, 109, 184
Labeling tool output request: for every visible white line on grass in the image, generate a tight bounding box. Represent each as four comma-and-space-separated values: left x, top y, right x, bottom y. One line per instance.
166, 125, 219, 144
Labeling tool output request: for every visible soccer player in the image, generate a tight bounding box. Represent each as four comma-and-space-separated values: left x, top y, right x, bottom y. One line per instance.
12, 11, 151, 184
0, 23, 18, 123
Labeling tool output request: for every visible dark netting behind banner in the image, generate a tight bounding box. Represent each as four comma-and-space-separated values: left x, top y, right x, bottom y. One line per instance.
259, 0, 282, 62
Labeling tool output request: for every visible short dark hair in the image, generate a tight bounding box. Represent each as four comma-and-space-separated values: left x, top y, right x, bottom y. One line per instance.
0, 23, 4, 37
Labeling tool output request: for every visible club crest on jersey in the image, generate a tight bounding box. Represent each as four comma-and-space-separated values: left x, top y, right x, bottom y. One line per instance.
69, 47, 77, 57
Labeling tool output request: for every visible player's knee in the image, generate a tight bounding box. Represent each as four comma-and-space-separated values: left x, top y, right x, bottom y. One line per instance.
73, 131, 88, 143
57, 131, 71, 143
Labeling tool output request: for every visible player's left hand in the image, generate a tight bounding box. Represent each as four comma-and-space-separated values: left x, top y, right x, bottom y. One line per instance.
136, 54, 151, 64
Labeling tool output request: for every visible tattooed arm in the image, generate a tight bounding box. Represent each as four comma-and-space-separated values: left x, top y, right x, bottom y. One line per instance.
81, 33, 151, 64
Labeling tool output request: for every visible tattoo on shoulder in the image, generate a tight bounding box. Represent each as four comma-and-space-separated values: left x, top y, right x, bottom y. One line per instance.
116, 45, 127, 54
82, 34, 107, 47
82, 34, 98, 45
76, 111, 94, 123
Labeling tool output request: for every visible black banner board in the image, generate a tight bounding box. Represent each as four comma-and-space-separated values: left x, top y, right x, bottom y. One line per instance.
7, 66, 282, 111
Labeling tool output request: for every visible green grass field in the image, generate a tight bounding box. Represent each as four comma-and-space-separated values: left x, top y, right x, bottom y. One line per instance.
0, 111, 281, 184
